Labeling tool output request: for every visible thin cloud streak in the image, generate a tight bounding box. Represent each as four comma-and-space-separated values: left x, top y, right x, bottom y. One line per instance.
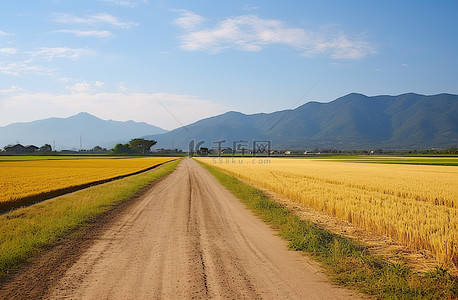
54, 30, 113, 38
174, 12, 376, 59
0, 85, 21, 94
53, 13, 138, 29
0, 30, 14, 36
30, 47, 93, 61
170, 9, 205, 30
0, 60, 55, 76
66, 82, 92, 93
0, 48, 17, 55
99, 0, 148, 7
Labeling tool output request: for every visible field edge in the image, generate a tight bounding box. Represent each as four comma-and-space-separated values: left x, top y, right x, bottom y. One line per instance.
196, 159, 458, 299
0, 158, 182, 283
0, 157, 180, 212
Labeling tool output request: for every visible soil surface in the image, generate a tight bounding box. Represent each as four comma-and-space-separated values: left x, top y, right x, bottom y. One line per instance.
1, 158, 363, 299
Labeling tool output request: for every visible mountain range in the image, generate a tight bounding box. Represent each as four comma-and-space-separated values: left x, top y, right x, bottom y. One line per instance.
1, 93, 457, 151
143, 93, 458, 150
0, 112, 167, 150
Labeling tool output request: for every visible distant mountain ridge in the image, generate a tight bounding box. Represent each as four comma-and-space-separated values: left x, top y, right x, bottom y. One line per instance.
2, 93, 456, 151
144, 93, 458, 150
0, 112, 167, 150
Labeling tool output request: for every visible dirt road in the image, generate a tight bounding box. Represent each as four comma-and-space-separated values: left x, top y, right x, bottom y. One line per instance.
46, 158, 361, 299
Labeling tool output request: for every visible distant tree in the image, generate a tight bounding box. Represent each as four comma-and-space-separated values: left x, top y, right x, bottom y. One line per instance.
447, 147, 458, 154
111, 143, 133, 154
92, 145, 103, 152
39, 144, 52, 152
198, 147, 209, 155
129, 138, 157, 154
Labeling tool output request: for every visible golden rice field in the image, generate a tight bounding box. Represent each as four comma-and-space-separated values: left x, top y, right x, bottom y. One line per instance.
0, 157, 177, 206
197, 157, 458, 267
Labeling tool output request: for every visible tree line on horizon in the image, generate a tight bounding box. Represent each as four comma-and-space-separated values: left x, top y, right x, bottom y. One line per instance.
1, 138, 157, 155
3, 138, 456, 155
111, 138, 157, 155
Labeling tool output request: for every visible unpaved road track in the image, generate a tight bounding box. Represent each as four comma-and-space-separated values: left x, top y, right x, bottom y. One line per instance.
9, 158, 363, 299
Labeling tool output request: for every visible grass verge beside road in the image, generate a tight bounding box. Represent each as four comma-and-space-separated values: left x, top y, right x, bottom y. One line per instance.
198, 160, 458, 299
0, 158, 181, 280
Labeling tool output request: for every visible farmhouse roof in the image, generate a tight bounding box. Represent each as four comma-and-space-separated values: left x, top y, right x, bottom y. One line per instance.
5, 144, 25, 149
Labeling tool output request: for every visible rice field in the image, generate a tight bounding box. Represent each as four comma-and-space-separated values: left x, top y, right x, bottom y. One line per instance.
0, 157, 177, 208
196, 157, 458, 267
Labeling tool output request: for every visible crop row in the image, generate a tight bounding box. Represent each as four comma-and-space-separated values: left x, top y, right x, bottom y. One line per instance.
0, 157, 176, 209
197, 157, 458, 267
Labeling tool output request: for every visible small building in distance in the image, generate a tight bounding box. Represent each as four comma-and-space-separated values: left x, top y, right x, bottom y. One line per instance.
153, 148, 183, 155
4, 144, 26, 153
4, 144, 39, 153
24, 145, 39, 153
61, 150, 78, 154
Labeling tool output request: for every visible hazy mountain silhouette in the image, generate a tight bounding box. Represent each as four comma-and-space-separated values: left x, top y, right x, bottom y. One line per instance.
2, 93, 456, 151
144, 93, 458, 150
0, 112, 167, 150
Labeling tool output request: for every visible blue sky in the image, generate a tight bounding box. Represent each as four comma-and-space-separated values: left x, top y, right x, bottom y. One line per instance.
1, 0, 457, 130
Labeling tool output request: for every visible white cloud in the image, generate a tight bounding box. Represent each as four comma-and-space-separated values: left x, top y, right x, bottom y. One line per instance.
52, 13, 137, 40
100, 0, 136, 7
91, 13, 138, 28
53, 13, 138, 29
66, 82, 92, 93
303, 33, 376, 59
0, 85, 20, 94
0, 60, 55, 76
0, 48, 17, 55
0, 47, 91, 77
55, 29, 113, 38
0, 30, 14, 36
64, 80, 104, 92
0, 92, 226, 130
30, 47, 92, 60
171, 9, 205, 30
99, 0, 147, 7
174, 13, 375, 59
242, 5, 259, 11
118, 82, 127, 92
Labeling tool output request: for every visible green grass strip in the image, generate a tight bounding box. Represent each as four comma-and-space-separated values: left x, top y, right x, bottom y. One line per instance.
198, 160, 458, 299
0, 158, 181, 279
